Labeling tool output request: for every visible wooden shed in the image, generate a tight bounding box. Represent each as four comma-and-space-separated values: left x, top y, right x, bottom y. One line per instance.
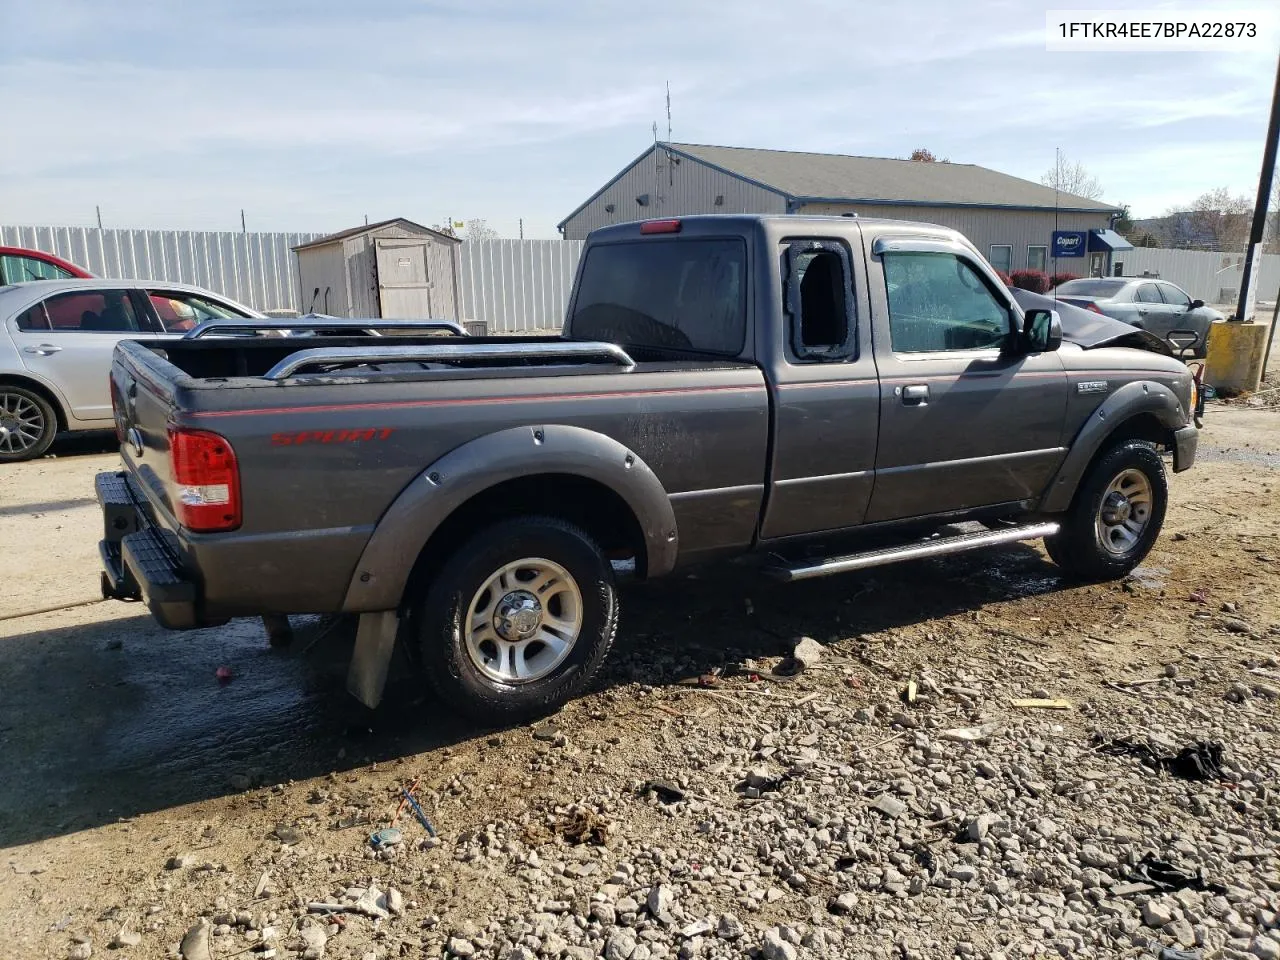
292, 218, 462, 321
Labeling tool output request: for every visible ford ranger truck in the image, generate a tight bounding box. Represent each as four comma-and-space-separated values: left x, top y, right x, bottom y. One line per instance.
97, 215, 1199, 719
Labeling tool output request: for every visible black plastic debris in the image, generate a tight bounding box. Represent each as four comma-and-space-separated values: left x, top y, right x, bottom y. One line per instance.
1095, 736, 1227, 781
641, 780, 686, 804
1128, 852, 1226, 895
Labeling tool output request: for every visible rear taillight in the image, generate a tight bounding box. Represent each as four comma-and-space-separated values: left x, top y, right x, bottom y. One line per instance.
168, 427, 241, 532
1085, 303, 1104, 314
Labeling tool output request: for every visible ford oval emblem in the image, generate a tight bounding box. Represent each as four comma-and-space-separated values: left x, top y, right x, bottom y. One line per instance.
127, 427, 145, 458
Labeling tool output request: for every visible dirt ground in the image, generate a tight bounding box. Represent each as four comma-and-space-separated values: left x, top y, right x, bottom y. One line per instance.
1, 407, 1278, 959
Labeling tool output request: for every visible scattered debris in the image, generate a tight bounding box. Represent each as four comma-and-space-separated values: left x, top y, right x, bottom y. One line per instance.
1010, 698, 1072, 710
1127, 853, 1227, 895
640, 780, 686, 804
792, 636, 824, 667
939, 723, 1000, 743
1096, 737, 1227, 781
871, 794, 908, 819
368, 827, 403, 850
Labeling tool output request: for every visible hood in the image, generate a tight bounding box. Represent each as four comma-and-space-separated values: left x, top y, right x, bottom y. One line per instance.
1010, 288, 1173, 356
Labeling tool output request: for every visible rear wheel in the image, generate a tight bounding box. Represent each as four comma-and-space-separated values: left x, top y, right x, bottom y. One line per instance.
1046, 440, 1168, 581
415, 516, 618, 721
0, 386, 57, 462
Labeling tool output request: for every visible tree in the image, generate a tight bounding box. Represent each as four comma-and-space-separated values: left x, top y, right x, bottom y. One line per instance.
462, 219, 499, 241
1040, 154, 1104, 201
907, 147, 947, 162
1114, 203, 1133, 234
1188, 187, 1251, 251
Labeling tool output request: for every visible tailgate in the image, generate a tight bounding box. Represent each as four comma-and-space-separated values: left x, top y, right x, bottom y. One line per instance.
110, 340, 183, 522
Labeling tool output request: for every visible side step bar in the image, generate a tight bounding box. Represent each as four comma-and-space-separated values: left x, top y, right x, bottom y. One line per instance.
765, 521, 1060, 583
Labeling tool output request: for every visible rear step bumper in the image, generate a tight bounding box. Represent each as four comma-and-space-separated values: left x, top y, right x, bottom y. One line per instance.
96, 471, 202, 630
765, 521, 1061, 582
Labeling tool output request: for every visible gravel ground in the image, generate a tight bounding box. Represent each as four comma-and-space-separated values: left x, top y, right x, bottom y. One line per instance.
1, 409, 1278, 960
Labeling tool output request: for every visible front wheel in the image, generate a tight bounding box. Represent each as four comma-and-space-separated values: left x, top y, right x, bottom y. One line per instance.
1045, 440, 1168, 581
415, 516, 618, 721
0, 386, 57, 462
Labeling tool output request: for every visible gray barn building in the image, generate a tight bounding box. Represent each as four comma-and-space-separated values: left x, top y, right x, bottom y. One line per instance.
558, 143, 1128, 277
293, 218, 462, 320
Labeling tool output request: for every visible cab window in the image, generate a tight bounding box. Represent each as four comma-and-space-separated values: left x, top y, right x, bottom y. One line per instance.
882, 252, 1011, 353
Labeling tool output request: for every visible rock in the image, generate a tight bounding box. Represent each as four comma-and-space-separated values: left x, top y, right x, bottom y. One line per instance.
386, 888, 405, 917
1079, 845, 1118, 869
1034, 818, 1059, 838
1143, 899, 1175, 928
828, 892, 858, 915
793, 636, 824, 666
352, 884, 390, 919
1165, 664, 1180, 678
717, 914, 744, 939
680, 919, 713, 939
299, 923, 327, 960
1253, 683, 1280, 700
68, 943, 92, 960
180, 922, 212, 960
447, 937, 477, 957
271, 823, 302, 845
762, 928, 798, 960
506, 949, 537, 960
872, 794, 907, 819
165, 854, 194, 870
949, 865, 979, 882
1250, 938, 1280, 960
110, 931, 142, 949
605, 930, 638, 960
647, 884, 675, 922
533, 724, 564, 745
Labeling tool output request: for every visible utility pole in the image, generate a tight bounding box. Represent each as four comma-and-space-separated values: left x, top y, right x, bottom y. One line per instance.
95, 205, 102, 230
519, 218, 524, 240
666, 81, 672, 140
1234, 51, 1280, 324
241, 209, 247, 233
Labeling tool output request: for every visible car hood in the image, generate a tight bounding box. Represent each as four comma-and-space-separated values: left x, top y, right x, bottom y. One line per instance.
1011, 288, 1173, 356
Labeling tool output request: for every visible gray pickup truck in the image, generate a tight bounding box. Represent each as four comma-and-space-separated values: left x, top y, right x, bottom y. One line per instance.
97, 215, 1199, 719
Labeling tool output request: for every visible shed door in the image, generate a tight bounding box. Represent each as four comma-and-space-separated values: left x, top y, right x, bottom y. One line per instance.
375, 239, 432, 318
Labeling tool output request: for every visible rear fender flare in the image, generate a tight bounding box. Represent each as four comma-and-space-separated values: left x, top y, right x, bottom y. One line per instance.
1040, 379, 1186, 513
341, 424, 678, 611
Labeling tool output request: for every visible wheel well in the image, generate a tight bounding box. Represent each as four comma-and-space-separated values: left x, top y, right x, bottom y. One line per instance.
401, 473, 648, 611
0, 374, 66, 432
1104, 412, 1174, 451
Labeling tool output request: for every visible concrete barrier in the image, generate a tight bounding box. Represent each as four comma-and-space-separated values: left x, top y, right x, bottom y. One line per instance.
1205, 320, 1270, 394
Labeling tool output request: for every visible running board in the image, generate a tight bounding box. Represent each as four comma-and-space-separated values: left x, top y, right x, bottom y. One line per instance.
765, 522, 1060, 583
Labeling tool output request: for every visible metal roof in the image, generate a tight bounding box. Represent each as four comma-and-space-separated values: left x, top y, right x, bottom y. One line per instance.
559, 142, 1120, 229
292, 217, 459, 251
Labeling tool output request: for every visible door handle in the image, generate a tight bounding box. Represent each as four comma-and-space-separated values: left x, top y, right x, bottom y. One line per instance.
23, 344, 63, 355
901, 384, 930, 405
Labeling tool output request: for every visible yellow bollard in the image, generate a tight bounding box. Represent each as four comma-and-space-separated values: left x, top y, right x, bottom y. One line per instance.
1204, 319, 1269, 394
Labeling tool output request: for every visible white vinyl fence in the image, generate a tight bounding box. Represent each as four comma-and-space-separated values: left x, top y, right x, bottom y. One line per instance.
1117, 247, 1280, 307
1, 225, 321, 314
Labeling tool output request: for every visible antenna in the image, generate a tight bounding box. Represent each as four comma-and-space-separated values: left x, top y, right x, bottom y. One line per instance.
666, 81, 672, 140
652, 121, 658, 143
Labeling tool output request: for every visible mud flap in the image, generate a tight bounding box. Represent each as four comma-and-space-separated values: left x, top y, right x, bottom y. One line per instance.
347, 610, 399, 708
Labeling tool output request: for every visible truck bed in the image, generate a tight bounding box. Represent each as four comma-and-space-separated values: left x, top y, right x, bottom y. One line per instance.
110, 333, 770, 619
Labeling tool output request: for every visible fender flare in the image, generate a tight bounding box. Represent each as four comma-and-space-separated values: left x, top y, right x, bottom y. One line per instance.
341, 423, 678, 612
1039, 379, 1187, 513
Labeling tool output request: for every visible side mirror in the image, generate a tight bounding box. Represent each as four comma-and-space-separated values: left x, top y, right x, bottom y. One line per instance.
1022, 308, 1062, 353
1190, 299, 1204, 309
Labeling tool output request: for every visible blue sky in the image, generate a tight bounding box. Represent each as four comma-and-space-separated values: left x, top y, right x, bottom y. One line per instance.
0, 0, 1276, 237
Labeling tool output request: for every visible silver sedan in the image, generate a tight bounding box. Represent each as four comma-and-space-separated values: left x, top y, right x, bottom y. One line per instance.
0, 279, 262, 462
1050, 277, 1223, 357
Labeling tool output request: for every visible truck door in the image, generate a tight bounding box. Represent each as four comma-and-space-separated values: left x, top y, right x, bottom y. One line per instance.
865, 237, 1068, 523
760, 233, 880, 539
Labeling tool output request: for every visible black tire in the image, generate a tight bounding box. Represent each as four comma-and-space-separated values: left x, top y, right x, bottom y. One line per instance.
416, 516, 618, 721
1045, 440, 1168, 582
0, 385, 57, 463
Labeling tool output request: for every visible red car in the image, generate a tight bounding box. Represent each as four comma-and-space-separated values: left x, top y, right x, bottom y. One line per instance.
0, 247, 93, 284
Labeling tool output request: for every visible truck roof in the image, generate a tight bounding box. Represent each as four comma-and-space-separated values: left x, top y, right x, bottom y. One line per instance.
586, 213, 961, 243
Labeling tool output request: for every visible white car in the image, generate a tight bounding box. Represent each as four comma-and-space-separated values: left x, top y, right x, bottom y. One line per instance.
0, 279, 264, 462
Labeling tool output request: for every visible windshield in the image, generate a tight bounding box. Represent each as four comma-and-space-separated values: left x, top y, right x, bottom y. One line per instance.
570, 239, 746, 355
1054, 279, 1128, 299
